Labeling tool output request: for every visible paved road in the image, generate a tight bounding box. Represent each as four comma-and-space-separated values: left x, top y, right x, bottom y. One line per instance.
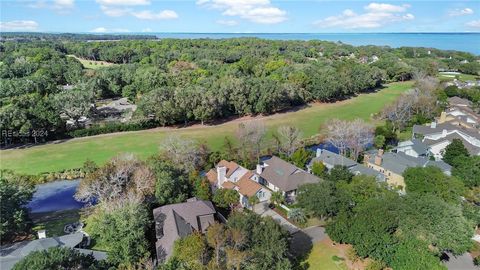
443, 253, 478, 270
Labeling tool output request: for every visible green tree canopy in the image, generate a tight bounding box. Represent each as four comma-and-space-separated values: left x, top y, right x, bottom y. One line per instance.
443, 138, 469, 165
0, 172, 34, 243
13, 247, 104, 270
403, 166, 465, 204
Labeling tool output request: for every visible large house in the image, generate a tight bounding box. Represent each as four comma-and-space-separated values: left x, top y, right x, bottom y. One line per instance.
309, 149, 385, 181
0, 232, 106, 270
153, 198, 217, 262
364, 150, 452, 189
206, 160, 271, 208
413, 122, 480, 160
394, 139, 430, 158
257, 156, 321, 202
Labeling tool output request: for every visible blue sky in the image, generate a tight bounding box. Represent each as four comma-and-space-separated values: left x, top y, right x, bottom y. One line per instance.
1, 0, 479, 33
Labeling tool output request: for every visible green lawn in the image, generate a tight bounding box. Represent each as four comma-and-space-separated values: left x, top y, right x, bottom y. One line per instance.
438, 72, 479, 81
67, 55, 116, 70
31, 209, 80, 238
306, 241, 347, 270
0, 82, 413, 175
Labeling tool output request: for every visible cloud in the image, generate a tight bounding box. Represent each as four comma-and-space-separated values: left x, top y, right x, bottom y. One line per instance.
314, 2, 414, 29
100, 5, 131, 17
365, 3, 409, 13
448, 8, 474, 17
466, 20, 480, 29
90, 27, 131, 33
27, 0, 74, 14
198, 0, 287, 24
0, 20, 39, 31
96, 0, 149, 6
217, 19, 238, 26
98, 0, 178, 20
131, 10, 178, 20
141, 27, 152, 32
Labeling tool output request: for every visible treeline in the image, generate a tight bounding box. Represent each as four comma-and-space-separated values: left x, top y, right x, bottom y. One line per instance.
0, 32, 157, 41
1, 37, 479, 145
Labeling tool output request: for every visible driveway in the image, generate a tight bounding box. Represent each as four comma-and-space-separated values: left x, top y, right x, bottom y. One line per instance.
443, 253, 478, 270
253, 203, 299, 234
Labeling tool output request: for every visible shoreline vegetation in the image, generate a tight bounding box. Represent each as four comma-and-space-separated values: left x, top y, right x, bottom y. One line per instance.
1, 81, 413, 176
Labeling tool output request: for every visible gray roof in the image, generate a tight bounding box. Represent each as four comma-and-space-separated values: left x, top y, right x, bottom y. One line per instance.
448, 96, 472, 107
413, 122, 480, 139
366, 152, 451, 175
261, 156, 320, 192
396, 139, 429, 155
311, 150, 385, 181
310, 150, 357, 168
153, 198, 216, 262
349, 164, 386, 181
0, 233, 102, 270
423, 133, 480, 156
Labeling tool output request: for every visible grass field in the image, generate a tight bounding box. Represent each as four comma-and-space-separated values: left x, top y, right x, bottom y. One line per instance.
67, 55, 116, 70
0, 81, 413, 175
306, 240, 348, 270
438, 72, 479, 81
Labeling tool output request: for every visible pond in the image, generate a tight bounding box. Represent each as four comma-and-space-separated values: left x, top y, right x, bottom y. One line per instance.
28, 179, 88, 214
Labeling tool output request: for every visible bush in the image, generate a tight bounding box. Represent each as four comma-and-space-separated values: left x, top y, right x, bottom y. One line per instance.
68, 120, 157, 137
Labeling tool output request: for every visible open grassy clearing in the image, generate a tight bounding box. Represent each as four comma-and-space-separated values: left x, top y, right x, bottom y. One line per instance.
0, 82, 413, 175
438, 72, 479, 81
31, 209, 80, 238
67, 54, 116, 70
305, 240, 348, 270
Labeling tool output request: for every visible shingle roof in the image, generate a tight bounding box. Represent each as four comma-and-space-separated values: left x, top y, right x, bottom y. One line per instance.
260, 156, 320, 192
413, 122, 480, 139
206, 160, 241, 185
423, 133, 480, 155
0, 233, 93, 270
310, 150, 357, 168
366, 152, 451, 175
236, 172, 263, 197
448, 96, 472, 107
153, 198, 216, 262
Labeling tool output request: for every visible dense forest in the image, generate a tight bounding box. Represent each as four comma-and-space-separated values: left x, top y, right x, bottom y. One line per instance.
1, 33, 479, 145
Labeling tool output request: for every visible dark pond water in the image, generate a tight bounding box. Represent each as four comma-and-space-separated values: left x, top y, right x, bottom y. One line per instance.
27, 179, 87, 214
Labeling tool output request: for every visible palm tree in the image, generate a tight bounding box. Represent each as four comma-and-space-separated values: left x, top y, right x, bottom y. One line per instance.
287, 208, 307, 224
270, 191, 284, 206
248, 196, 260, 211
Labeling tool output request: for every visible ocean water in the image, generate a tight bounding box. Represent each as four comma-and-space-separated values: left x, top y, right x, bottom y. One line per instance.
153, 33, 480, 55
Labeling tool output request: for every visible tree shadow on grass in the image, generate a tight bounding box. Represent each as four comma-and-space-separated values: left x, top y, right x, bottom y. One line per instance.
289, 230, 314, 270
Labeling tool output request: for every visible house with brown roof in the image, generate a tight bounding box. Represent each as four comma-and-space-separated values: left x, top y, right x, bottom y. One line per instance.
206, 160, 271, 208
257, 156, 321, 202
153, 198, 217, 263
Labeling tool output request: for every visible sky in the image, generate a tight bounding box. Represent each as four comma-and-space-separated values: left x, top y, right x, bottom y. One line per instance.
1, 0, 479, 33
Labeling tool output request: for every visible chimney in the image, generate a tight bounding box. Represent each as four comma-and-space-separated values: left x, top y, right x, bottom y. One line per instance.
316, 148, 322, 158
363, 154, 370, 165
374, 155, 383, 166
430, 122, 437, 128
38, 229, 46, 239
439, 112, 446, 124
256, 164, 263, 175
217, 166, 226, 187
374, 149, 383, 166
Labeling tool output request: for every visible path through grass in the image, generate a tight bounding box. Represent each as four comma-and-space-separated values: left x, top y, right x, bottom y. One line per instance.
0, 82, 413, 175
